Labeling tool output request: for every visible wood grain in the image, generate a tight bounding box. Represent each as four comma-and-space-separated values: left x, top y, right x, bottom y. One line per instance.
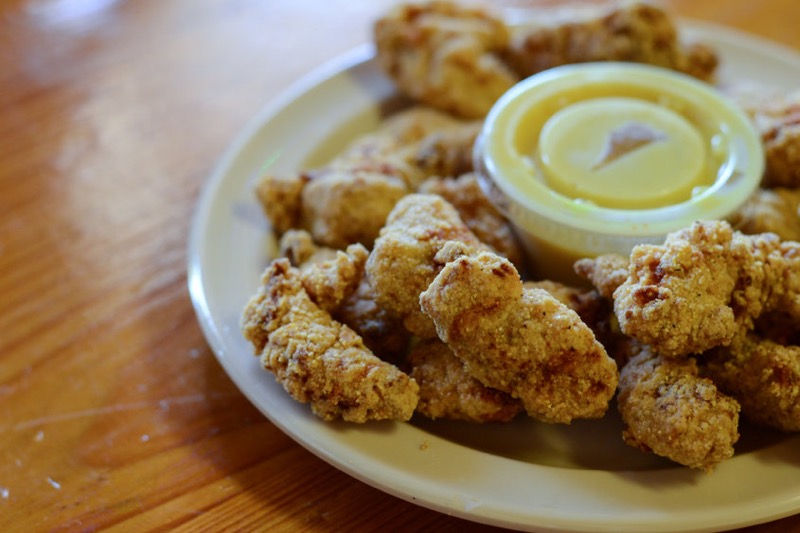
0, 0, 798, 531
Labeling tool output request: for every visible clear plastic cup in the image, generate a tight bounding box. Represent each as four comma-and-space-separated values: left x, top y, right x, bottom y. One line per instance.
474, 62, 764, 283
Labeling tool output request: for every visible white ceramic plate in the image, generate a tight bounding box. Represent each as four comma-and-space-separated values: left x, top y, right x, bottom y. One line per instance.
188, 22, 800, 533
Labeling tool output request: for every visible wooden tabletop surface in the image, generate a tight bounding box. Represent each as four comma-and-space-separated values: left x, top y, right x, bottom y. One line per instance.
1, 0, 798, 531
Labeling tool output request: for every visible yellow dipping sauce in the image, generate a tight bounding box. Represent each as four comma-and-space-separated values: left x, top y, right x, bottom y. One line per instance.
474, 63, 764, 283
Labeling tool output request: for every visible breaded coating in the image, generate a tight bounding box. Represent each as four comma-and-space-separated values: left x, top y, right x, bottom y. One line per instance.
526, 279, 642, 369
703, 332, 800, 432
724, 83, 800, 188
334, 277, 411, 364
574, 253, 630, 298
278, 230, 410, 361
278, 229, 337, 268
418, 173, 524, 268
408, 339, 523, 422
349, 105, 470, 151
524, 280, 608, 328
241, 259, 419, 422
331, 108, 461, 190
300, 170, 408, 249
365, 193, 485, 338
728, 187, 800, 242
254, 173, 308, 234
337, 109, 480, 189
410, 121, 482, 179
419, 251, 619, 423
257, 107, 475, 248
614, 220, 800, 358
374, 1, 519, 119
618, 348, 740, 472
504, 1, 718, 82
299, 243, 369, 312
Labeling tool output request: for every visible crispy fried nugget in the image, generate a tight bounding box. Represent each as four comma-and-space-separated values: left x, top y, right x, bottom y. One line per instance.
410, 121, 482, 179
728, 187, 800, 242
334, 277, 411, 364
418, 173, 524, 268
408, 339, 523, 422
255, 107, 481, 248
297, 243, 369, 313
618, 348, 740, 471
334, 107, 475, 189
724, 83, 800, 188
365, 193, 485, 338
300, 170, 408, 249
255, 173, 308, 235
702, 331, 800, 432
526, 279, 643, 367
241, 259, 419, 422
374, 1, 519, 118
278, 228, 338, 267
419, 251, 618, 423
614, 220, 800, 357
574, 253, 630, 299
278, 229, 411, 360
504, 1, 718, 82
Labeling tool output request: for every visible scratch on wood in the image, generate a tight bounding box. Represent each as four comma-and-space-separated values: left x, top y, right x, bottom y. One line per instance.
8, 392, 239, 431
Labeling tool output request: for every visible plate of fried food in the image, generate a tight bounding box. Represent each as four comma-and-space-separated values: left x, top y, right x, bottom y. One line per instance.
188, 1, 800, 531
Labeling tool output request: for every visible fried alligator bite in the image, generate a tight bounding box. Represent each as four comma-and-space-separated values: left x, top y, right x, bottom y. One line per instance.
255, 106, 476, 248
374, 1, 518, 119
408, 338, 523, 423
504, 1, 718, 82
618, 348, 740, 472
241, 259, 419, 422
724, 83, 800, 188
419, 251, 619, 423
728, 187, 800, 242
365, 193, 485, 338
418, 172, 525, 269
277, 229, 411, 363
702, 331, 800, 432
613, 220, 800, 358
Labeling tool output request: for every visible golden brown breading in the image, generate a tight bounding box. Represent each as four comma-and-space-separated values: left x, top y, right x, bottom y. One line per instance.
702, 331, 800, 432
256, 107, 474, 247
374, 1, 519, 119
332, 107, 471, 190
298, 244, 369, 313
614, 220, 800, 358
419, 251, 619, 423
574, 253, 630, 299
241, 259, 419, 422
254, 173, 308, 235
504, 1, 718, 82
723, 83, 800, 188
278, 229, 337, 267
365, 193, 485, 338
408, 339, 523, 422
418, 173, 524, 268
410, 121, 482, 179
333, 277, 411, 364
300, 170, 408, 249
277, 230, 411, 361
352, 106, 466, 150
618, 348, 740, 472
728, 187, 800, 242
525, 279, 643, 368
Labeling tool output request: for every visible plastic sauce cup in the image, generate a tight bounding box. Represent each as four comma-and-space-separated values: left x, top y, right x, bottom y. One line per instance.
474, 62, 764, 283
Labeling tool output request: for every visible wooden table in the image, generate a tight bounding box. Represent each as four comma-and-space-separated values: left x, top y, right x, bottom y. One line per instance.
1, 0, 798, 531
